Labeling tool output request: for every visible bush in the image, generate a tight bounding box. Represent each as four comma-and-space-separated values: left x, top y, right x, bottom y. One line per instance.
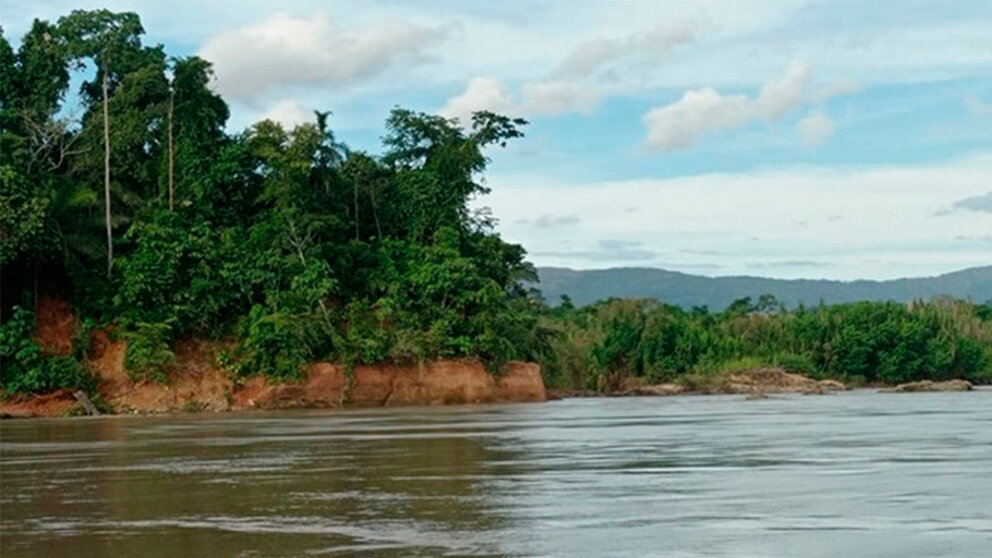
122, 320, 177, 382
535, 297, 992, 389
0, 305, 92, 395
228, 305, 323, 380
773, 352, 816, 375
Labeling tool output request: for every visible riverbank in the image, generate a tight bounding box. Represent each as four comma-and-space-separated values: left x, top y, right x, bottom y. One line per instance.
0, 329, 546, 418
4, 355, 981, 418
2, 296, 982, 419
548, 369, 977, 400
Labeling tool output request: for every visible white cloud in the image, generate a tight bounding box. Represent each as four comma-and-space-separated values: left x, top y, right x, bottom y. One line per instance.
753, 61, 811, 118
643, 87, 754, 151
437, 73, 603, 121
439, 77, 514, 123
813, 79, 861, 101
479, 152, 992, 279
520, 80, 601, 117
199, 13, 446, 105
8, 0, 988, 119
797, 112, 835, 147
642, 61, 854, 151
258, 99, 313, 128
552, 24, 695, 79
440, 20, 694, 119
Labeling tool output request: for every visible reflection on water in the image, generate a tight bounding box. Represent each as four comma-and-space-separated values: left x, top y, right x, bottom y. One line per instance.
2, 391, 991, 557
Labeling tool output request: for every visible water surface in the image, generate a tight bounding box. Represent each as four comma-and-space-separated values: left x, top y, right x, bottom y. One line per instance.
2, 391, 990, 557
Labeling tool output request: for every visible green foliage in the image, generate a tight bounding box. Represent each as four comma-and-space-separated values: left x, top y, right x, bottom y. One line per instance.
0, 304, 91, 395
537, 296, 992, 391
112, 211, 249, 329
166, 55, 229, 202
772, 352, 817, 375
0, 167, 50, 264
228, 305, 325, 381
122, 320, 176, 382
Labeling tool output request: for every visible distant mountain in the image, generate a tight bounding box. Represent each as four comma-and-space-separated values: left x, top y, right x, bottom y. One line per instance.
534, 266, 992, 309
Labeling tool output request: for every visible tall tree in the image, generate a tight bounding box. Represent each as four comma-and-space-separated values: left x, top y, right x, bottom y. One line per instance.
0, 22, 105, 286
167, 75, 174, 210
1, 21, 74, 176
382, 109, 526, 242
311, 111, 350, 233
166, 56, 228, 209
58, 10, 145, 276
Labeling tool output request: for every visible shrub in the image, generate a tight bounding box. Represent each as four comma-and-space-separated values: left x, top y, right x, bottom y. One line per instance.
0, 305, 92, 395
773, 352, 816, 375
228, 305, 322, 380
122, 320, 177, 382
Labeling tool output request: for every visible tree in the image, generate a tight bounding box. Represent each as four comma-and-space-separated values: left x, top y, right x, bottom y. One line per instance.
0, 167, 49, 266
167, 72, 174, 210
339, 152, 386, 240
1, 21, 75, 177
58, 9, 146, 276
312, 111, 347, 192
382, 108, 526, 242
165, 56, 228, 210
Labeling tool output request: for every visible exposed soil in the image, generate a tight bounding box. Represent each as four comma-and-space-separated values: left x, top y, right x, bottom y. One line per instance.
551, 368, 849, 399
13, 298, 972, 419
2, 298, 547, 418
882, 379, 973, 393
721, 368, 847, 395
33, 295, 76, 357
92, 334, 233, 414
0, 390, 78, 418
629, 383, 688, 396
232, 360, 545, 411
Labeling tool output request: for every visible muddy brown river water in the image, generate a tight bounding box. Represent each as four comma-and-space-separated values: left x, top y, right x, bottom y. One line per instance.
1, 391, 990, 557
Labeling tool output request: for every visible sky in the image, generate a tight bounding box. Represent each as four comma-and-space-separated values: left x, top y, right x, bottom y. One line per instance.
3, 0, 991, 280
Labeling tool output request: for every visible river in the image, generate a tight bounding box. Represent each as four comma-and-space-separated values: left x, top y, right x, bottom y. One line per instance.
1, 391, 990, 557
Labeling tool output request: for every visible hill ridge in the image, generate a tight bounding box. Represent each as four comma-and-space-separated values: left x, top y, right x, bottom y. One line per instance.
534, 265, 992, 309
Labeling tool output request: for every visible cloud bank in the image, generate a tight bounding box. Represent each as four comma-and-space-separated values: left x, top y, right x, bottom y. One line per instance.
440, 21, 695, 121
641, 61, 848, 152
480, 152, 992, 279
200, 13, 446, 105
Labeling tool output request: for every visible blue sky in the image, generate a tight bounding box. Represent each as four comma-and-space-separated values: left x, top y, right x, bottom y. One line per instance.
3, 0, 991, 279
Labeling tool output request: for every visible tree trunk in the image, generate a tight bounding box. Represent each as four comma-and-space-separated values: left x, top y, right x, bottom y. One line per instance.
370, 182, 382, 239
33, 261, 38, 320
353, 182, 359, 241
102, 66, 113, 277
168, 87, 174, 211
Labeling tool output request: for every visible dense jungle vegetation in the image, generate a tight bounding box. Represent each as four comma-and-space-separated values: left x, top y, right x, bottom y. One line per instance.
537, 296, 992, 391
2, 10, 990, 396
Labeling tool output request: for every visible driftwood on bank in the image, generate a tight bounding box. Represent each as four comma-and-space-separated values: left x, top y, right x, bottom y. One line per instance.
73, 391, 101, 416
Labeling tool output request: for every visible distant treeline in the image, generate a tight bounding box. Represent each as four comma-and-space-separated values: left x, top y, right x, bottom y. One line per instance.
2, 10, 990, 397
535, 296, 992, 391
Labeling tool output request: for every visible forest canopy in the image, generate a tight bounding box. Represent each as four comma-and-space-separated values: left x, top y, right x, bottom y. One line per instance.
1, 10, 540, 390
